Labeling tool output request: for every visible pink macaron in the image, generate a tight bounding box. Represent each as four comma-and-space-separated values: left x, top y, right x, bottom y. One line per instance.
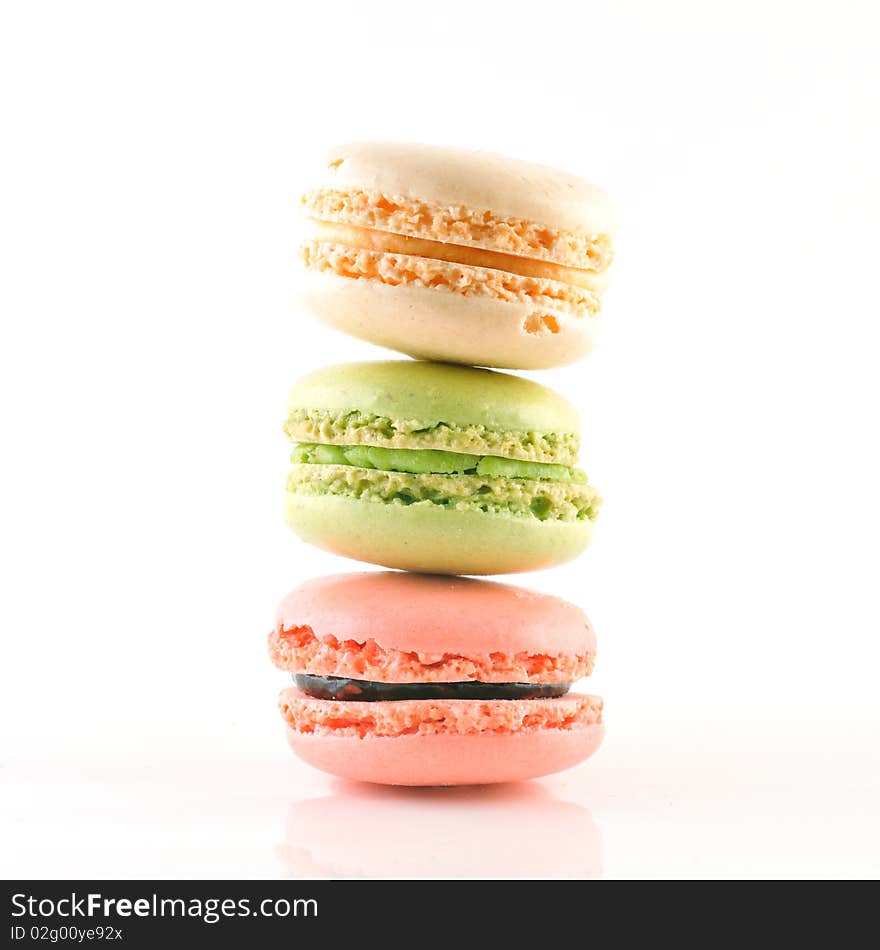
268, 572, 604, 786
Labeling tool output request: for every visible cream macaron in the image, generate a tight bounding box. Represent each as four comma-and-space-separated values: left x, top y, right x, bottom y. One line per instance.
298, 143, 615, 369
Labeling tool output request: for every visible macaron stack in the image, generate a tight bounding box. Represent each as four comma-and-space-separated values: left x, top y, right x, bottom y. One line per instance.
270, 143, 615, 786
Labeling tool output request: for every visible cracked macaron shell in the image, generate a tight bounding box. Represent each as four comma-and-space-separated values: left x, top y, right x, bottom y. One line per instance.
284, 360, 581, 465
305, 142, 617, 250
283, 493, 594, 574
286, 466, 598, 523
285, 723, 606, 786
280, 689, 603, 739
269, 572, 597, 684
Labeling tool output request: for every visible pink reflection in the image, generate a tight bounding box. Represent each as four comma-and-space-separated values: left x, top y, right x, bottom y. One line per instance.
279, 780, 602, 879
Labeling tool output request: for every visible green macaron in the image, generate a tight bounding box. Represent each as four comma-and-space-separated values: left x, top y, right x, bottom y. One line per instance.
283, 361, 600, 575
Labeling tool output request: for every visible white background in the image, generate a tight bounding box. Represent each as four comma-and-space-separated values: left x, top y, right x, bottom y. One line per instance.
2, 0, 879, 879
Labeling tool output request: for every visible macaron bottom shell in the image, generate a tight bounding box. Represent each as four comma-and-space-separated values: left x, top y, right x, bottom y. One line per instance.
299, 270, 600, 371
284, 491, 594, 575
286, 723, 604, 787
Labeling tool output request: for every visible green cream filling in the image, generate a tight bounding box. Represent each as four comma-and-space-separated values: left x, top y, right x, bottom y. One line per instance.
290, 443, 586, 484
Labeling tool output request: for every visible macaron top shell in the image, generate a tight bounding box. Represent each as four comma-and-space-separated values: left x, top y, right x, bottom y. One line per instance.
284, 360, 580, 464
307, 142, 617, 241
274, 572, 596, 660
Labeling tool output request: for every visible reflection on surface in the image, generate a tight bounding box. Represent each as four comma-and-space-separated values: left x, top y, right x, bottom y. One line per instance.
279, 780, 602, 879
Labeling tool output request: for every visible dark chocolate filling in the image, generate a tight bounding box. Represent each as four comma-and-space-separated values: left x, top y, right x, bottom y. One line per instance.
294, 674, 571, 702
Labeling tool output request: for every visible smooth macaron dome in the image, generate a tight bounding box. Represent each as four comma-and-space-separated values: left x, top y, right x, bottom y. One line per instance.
298, 142, 616, 370
270, 573, 604, 786
283, 361, 601, 575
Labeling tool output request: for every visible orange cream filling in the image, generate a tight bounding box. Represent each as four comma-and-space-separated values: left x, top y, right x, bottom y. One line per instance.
302, 187, 613, 272
311, 221, 604, 292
